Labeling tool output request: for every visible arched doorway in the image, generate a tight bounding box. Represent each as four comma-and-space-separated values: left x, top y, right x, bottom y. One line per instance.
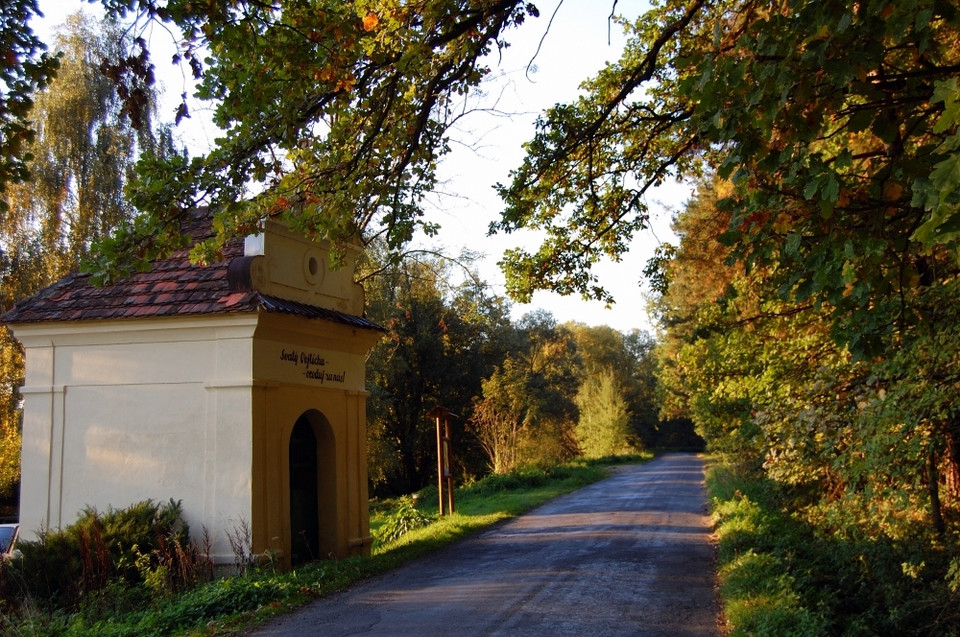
288, 410, 338, 565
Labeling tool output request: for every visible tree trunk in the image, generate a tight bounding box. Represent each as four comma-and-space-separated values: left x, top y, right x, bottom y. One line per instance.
945, 419, 960, 503
928, 449, 945, 537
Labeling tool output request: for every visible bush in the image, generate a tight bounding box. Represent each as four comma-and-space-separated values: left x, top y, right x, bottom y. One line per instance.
708, 460, 960, 636
467, 465, 551, 495
1, 499, 212, 613
375, 499, 435, 544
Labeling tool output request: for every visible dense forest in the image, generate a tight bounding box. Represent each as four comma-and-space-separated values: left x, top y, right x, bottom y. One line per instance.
2, 0, 960, 633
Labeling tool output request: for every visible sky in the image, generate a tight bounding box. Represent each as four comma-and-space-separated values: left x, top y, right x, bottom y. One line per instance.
35, 0, 688, 334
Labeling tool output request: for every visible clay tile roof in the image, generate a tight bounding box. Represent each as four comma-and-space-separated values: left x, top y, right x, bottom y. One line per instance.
1, 211, 382, 332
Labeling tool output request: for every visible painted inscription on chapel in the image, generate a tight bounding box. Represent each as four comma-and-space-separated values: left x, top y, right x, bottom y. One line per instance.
256, 340, 363, 389
278, 348, 347, 384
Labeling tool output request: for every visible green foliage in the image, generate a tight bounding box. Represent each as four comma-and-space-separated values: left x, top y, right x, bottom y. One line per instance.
16, 572, 307, 637
653, 161, 960, 570
0, 0, 60, 203
912, 76, 960, 252
569, 325, 661, 449
373, 498, 435, 545
467, 314, 581, 474
463, 464, 555, 495
2, 499, 209, 613
469, 356, 535, 474
574, 369, 633, 458
497, 0, 960, 362
92, 0, 540, 279
0, 329, 23, 501
362, 246, 511, 495
361, 248, 662, 493
467, 317, 664, 473
4, 12, 159, 276
494, 0, 707, 303
708, 459, 960, 636
122, 574, 298, 635
655, 168, 960, 634
720, 551, 824, 637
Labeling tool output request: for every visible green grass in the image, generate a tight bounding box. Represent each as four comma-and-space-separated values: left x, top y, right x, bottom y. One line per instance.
2, 454, 649, 637
706, 461, 830, 636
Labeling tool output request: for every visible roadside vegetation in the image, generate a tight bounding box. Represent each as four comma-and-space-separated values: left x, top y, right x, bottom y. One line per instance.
707, 459, 960, 636
0, 456, 646, 636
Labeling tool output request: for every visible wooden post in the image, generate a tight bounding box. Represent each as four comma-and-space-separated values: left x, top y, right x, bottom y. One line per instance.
443, 419, 455, 514
427, 406, 458, 516
436, 413, 445, 515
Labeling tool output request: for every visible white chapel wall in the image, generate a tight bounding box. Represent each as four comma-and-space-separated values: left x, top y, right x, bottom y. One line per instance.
16, 316, 257, 561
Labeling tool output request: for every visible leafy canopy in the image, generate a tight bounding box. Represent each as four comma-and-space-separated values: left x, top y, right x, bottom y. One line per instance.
495, 0, 960, 357
65, 0, 960, 354
91, 0, 539, 280
0, 0, 60, 207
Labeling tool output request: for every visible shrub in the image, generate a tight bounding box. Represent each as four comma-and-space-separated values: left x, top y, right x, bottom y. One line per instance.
708, 460, 960, 636
375, 499, 435, 544
1, 499, 212, 612
467, 465, 549, 495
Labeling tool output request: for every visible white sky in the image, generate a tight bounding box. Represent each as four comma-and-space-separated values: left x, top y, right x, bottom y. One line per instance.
36, 0, 688, 334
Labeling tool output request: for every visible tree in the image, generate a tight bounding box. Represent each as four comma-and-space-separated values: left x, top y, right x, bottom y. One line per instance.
0, 12, 159, 502
574, 369, 631, 458
88, 0, 541, 281
567, 323, 662, 450
652, 170, 959, 546
469, 356, 528, 474
73, 1, 956, 331
496, 1, 960, 333
511, 312, 580, 464
0, 333, 23, 502
4, 13, 160, 273
0, 0, 60, 205
622, 329, 677, 449
362, 247, 510, 494
364, 252, 456, 494
468, 311, 580, 472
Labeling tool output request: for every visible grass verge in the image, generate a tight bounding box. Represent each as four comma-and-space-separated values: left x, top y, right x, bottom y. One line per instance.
706, 460, 826, 636
4, 454, 649, 637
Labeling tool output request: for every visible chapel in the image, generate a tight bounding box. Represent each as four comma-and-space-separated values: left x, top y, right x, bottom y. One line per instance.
2, 212, 383, 567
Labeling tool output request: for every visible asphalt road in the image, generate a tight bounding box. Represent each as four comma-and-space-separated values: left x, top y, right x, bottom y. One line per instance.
247, 453, 719, 636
